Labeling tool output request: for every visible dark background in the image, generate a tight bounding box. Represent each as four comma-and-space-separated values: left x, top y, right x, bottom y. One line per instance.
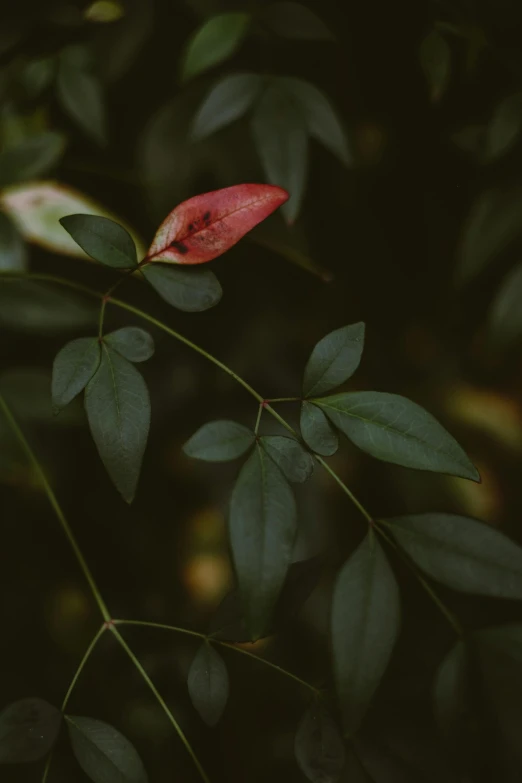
1, 0, 522, 780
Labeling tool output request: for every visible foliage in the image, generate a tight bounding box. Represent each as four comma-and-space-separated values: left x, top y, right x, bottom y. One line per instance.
1, 1, 522, 782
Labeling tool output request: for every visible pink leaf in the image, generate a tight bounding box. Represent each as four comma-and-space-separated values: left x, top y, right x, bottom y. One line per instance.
145, 183, 289, 265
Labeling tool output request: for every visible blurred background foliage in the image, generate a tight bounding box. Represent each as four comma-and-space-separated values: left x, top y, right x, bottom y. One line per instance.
2, 0, 522, 780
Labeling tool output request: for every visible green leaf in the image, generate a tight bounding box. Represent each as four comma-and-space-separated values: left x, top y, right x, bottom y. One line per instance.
278, 77, 351, 166
0, 132, 65, 187
0, 698, 61, 763
260, 435, 314, 483
60, 214, 137, 268
209, 555, 323, 642
0, 280, 97, 333
52, 337, 101, 412
184, 420, 255, 462
66, 715, 148, 783
303, 323, 365, 397
105, 327, 154, 363
187, 642, 229, 726
332, 532, 400, 734
251, 81, 308, 224
85, 345, 150, 502
262, 2, 334, 40
0, 210, 27, 270
456, 188, 522, 284
487, 263, 522, 347
294, 702, 345, 783
141, 263, 222, 312
386, 513, 522, 599
191, 73, 263, 141
229, 443, 297, 639
57, 46, 106, 145
300, 401, 338, 456
475, 624, 522, 763
486, 92, 522, 160
419, 30, 451, 102
317, 392, 479, 481
181, 12, 251, 82
19, 57, 55, 98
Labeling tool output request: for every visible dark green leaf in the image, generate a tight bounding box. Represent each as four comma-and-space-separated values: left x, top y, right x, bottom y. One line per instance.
229, 443, 297, 639
260, 434, 314, 482
263, 2, 334, 40
187, 642, 229, 726
486, 92, 522, 160
0, 210, 27, 271
85, 345, 150, 503
457, 188, 522, 284
300, 401, 338, 456
57, 46, 106, 145
387, 513, 522, 599
191, 73, 263, 141
475, 624, 522, 764
142, 263, 222, 312
251, 81, 308, 224
52, 337, 101, 412
332, 533, 400, 734
0, 280, 97, 332
66, 715, 148, 783
317, 392, 479, 481
19, 57, 55, 98
487, 262, 522, 346
60, 214, 137, 268
209, 555, 323, 641
181, 12, 251, 82
0, 132, 65, 187
303, 323, 364, 397
294, 702, 345, 783
0, 698, 61, 763
184, 420, 255, 462
279, 77, 351, 166
419, 30, 451, 102
93, 0, 154, 83
105, 327, 154, 363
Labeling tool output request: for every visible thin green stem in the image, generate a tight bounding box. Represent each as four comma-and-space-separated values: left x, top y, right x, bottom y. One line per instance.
42, 624, 106, 782
98, 297, 107, 339
314, 455, 374, 525
265, 397, 301, 403
113, 619, 205, 640
113, 619, 319, 694
61, 624, 107, 710
109, 296, 265, 404
0, 394, 111, 623
110, 626, 211, 783
254, 403, 264, 435
375, 523, 464, 637
216, 640, 319, 695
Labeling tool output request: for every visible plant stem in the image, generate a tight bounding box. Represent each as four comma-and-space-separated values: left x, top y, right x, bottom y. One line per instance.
265, 397, 301, 403
216, 640, 320, 694
42, 625, 107, 782
254, 402, 263, 434
0, 394, 111, 623
98, 296, 107, 339
375, 523, 464, 637
113, 619, 319, 694
113, 618, 205, 639
61, 624, 107, 710
110, 626, 211, 783
314, 455, 374, 525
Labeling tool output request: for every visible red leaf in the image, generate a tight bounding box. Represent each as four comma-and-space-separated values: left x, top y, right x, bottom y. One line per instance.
145, 183, 289, 265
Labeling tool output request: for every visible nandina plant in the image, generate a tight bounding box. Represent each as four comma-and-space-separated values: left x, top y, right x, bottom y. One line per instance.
1, 183, 522, 783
